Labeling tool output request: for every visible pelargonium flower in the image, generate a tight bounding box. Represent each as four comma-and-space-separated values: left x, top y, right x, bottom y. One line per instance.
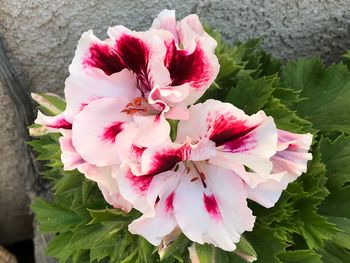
116, 100, 312, 251
34, 10, 219, 204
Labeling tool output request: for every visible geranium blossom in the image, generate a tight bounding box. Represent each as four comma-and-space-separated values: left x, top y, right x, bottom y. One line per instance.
34, 9, 219, 205
116, 100, 312, 251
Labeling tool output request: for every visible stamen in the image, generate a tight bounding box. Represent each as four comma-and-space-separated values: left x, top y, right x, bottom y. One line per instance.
190, 162, 207, 188
121, 97, 148, 115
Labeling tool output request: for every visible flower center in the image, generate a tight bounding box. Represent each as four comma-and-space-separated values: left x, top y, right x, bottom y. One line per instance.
186, 161, 207, 188
121, 97, 153, 115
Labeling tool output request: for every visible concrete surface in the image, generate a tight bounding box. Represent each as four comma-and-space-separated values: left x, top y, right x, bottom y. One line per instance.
0, 0, 349, 244
0, 81, 33, 244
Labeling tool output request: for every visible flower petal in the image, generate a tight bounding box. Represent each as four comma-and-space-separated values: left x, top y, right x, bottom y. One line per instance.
272, 130, 313, 179
151, 9, 179, 44
59, 129, 85, 170
72, 97, 132, 166
98, 182, 132, 212
80, 165, 132, 212
130, 142, 190, 176
132, 114, 171, 147
70, 30, 125, 76
165, 42, 219, 105
177, 100, 278, 188
178, 14, 217, 53
128, 172, 180, 245
59, 129, 132, 212
34, 111, 72, 133
245, 172, 289, 208
64, 68, 138, 122
107, 26, 172, 94
116, 166, 177, 215
173, 163, 255, 251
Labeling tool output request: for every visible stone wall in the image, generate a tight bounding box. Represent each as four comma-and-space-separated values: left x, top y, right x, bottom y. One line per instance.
0, 0, 349, 244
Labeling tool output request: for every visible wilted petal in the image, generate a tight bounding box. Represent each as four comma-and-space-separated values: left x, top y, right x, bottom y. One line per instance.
72, 97, 132, 166
173, 163, 255, 251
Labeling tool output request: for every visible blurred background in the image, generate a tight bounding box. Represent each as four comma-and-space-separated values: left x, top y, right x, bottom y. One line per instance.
0, 0, 349, 262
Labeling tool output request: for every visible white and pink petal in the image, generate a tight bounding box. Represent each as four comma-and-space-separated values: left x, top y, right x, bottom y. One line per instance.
272, 130, 313, 180
128, 173, 180, 245
130, 142, 190, 176
72, 97, 132, 166
35, 111, 71, 132
173, 163, 255, 251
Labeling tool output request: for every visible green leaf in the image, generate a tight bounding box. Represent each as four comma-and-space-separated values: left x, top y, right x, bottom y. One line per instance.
318, 243, 350, 263
32, 198, 82, 233
263, 98, 313, 133
328, 217, 350, 250
160, 234, 190, 262
276, 250, 322, 263
138, 237, 158, 263
320, 134, 350, 191
196, 244, 213, 263
245, 225, 286, 263
168, 119, 179, 142
319, 186, 350, 218
282, 59, 350, 132
31, 92, 66, 116
120, 249, 138, 263
234, 236, 257, 262
53, 171, 83, 195
225, 75, 277, 114
47, 231, 74, 262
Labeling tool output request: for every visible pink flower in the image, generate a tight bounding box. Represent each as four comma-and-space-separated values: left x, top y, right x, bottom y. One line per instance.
116, 100, 312, 251
245, 129, 313, 208
35, 9, 219, 168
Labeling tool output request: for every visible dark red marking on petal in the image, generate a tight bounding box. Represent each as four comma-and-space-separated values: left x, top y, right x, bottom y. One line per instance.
165, 192, 175, 213
203, 193, 222, 221
102, 122, 124, 143
209, 114, 257, 153
167, 42, 211, 89
131, 145, 147, 159
83, 43, 125, 75
47, 118, 72, 129
79, 103, 89, 112
147, 145, 190, 176
116, 34, 152, 94
127, 169, 153, 193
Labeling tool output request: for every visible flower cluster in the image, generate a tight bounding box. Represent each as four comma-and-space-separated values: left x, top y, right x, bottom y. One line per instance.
35, 10, 312, 252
